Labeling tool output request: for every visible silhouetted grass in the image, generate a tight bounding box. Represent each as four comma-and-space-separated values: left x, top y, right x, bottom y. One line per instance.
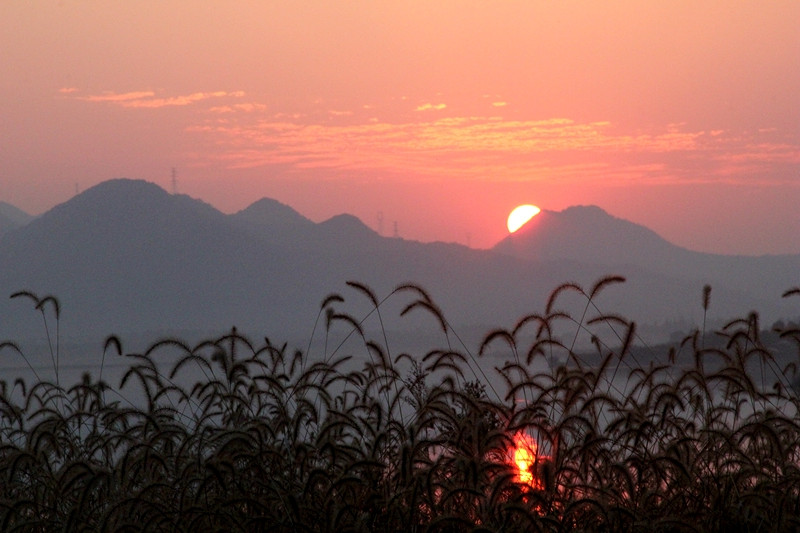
1, 281, 800, 532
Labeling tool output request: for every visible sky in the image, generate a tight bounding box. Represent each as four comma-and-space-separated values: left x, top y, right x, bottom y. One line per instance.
1, 2, 798, 255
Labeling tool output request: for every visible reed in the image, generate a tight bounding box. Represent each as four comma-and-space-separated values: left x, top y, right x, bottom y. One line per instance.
1, 281, 799, 531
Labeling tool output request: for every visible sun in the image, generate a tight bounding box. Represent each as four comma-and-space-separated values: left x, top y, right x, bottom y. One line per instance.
509, 431, 545, 489
507, 204, 541, 233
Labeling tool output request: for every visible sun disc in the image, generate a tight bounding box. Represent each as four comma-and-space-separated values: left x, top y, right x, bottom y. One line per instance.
507, 204, 540, 233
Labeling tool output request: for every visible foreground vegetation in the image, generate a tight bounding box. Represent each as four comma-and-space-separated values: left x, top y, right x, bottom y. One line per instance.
2, 279, 800, 532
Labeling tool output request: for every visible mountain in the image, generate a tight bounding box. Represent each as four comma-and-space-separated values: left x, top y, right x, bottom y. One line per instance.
0, 179, 329, 340
494, 206, 679, 268
231, 197, 315, 245
0, 181, 796, 349
493, 205, 800, 310
0, 202, 34, 238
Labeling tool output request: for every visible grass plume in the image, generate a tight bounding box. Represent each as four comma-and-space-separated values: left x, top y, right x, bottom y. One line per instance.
1, 281, 799, 531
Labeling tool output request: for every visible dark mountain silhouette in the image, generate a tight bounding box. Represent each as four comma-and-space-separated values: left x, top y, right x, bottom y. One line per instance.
494, 205, 800, 308
495, 206, 678, 268
0, 202, 33, 238
231, 197, 314, 245
0, 180, 329, 340
314, 214, 386, 253
0, 180, 796, 347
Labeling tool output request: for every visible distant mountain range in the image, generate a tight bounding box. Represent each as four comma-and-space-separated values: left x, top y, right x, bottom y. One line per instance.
0, 179, 797, 345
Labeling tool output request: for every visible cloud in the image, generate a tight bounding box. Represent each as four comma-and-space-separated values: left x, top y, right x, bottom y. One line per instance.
198, 112, 795, 191
75, 90, 245, 109
80, 91, 156, 103
416, 103, 447, 111
208, 102, 268, 114
187, 115, 707, 179
58, 87, 79, 94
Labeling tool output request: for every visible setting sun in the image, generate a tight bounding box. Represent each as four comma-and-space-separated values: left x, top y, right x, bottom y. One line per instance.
510, 431, 544, 489
507, 204, 541, 233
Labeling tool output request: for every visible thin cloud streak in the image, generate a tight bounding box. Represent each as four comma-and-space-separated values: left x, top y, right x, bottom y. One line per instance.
74, 90, 245, 109
207, 103, 268, 114
416, 103, 447, 111
79, 91, 156, 103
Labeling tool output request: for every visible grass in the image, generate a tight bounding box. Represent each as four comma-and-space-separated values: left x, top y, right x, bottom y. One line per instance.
1, 279, 799, 532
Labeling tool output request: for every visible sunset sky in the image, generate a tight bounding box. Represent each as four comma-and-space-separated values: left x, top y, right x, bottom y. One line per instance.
2, 2, 798, 254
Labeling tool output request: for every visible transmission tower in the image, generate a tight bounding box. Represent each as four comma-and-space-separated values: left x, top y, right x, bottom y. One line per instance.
171, 168, 178, 195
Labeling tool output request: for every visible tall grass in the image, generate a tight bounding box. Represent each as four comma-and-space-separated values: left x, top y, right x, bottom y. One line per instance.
1, 280, 799, 532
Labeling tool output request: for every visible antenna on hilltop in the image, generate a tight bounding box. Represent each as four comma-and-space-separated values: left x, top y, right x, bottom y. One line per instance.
171, 167, 178, 195
377, 211, 384, 235
393, 221, 399, 238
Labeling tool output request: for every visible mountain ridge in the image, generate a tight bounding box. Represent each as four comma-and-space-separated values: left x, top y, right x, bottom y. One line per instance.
0, 179, 796, 345
494, 205, 799, 300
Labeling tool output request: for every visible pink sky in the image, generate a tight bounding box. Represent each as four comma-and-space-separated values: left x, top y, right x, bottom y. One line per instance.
2, 2, 798, 254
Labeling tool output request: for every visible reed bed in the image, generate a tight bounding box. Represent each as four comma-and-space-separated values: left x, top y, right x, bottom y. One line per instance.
1, 280, 799, 532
